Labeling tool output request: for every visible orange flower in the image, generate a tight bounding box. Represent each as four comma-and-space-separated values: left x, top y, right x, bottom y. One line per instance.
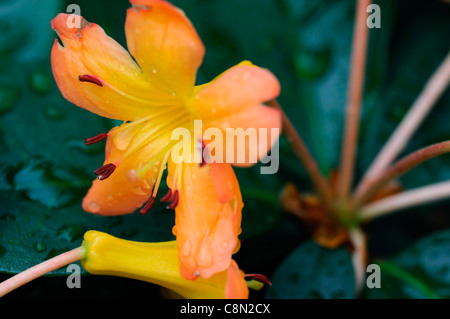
51, 0, 281, 280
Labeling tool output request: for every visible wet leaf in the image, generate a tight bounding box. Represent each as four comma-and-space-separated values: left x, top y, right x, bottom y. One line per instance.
266, 240, 355, 299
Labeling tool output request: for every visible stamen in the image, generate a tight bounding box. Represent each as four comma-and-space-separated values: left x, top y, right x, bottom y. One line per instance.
78, 74, 103, 87
160, 189, 173, 203
167, 190, 179, 209
244, 274, 272, 286
151, 149, 172, 198
94, 163, 116, 180
139, 197, 155, 215
85, 133, 107, 145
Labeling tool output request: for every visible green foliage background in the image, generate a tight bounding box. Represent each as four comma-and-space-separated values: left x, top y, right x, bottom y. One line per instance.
0, 0, 449, 298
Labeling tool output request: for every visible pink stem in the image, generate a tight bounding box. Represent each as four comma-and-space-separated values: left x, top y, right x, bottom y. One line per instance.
337, 0, 371, 199
0, 247, 85, 297
360, 180, 450, 221
353, 141, 450, 208
355, 51, 450, 196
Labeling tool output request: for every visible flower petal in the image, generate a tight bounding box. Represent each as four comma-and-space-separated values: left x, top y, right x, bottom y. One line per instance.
189, 62, 281, 166
82, 121, 173, 216
225, 260, 249, 299
51, 13, 178, 121
125, 0, 205, 97
170, 161, 243, 279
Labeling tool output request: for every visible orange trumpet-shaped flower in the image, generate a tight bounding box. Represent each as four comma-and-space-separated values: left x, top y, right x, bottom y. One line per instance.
51, 0, 281, 280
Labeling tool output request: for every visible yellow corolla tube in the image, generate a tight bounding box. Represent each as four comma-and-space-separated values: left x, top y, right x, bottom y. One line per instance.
81, 231, 249, 299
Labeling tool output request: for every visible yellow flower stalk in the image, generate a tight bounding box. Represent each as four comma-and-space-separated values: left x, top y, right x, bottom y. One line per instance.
81, 231, 249, 299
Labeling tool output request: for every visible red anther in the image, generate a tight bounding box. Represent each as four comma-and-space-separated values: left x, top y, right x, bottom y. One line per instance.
94, 163, 116, 180
244, 274, 272, 286
140, 197, 155, 215
160, 189, 173, 202
85, 133, 107, 145
167, 190, 179, 209
78, 74, 103, 87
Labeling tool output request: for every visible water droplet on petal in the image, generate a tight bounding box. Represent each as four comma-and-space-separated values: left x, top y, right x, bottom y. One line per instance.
182, 241, 190, 257
241, 71, 251, 84
107, 194, 114, 201
88, 202, 100, 213
221, 241, 229, 249
127, 169, 139, 183
132, 186, 147, 196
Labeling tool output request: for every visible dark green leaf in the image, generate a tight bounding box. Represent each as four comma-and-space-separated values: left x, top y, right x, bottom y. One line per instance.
364, 229, 450, 299
266, 240, 355, 299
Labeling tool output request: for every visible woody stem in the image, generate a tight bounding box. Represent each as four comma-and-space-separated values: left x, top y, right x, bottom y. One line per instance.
352, 141, 450, 209
355, 50, 450, 196
268, 99, 334, 211
359, 180, 450, 221
337, 0, 371, 200
0, 246, 85, 297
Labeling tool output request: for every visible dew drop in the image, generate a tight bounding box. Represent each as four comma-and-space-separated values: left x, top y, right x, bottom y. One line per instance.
132, 186, 147, 195
0, 86, 19, 114
221, 241, 229, 249
57, 225, 85, 242
127, 169, 139, 183
135, 200, 143, 207
33, 242, 47, 253
143, 178, 152, 189
119, 64, 126, 72
172, 226, 177, 236
152, 166, 158, 172
107, 194, 114, 200
241, 71, 251, 83
44, 105, 65, 120
182, 241, 190, 257
88, 201, 100, 213
29, 70, 52, 94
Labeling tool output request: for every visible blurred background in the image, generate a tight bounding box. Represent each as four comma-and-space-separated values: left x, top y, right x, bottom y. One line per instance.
0, 0, 449, 299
